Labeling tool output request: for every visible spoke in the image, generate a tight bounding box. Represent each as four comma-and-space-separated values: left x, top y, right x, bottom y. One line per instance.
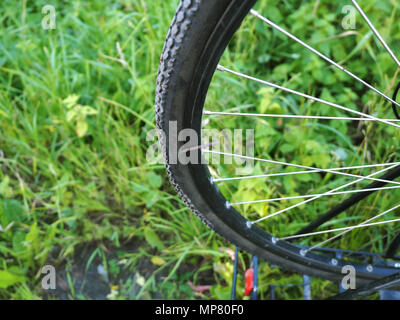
352, 0, 400, 69
230, 185, 400, 206
204, 111, 400, 122
180, 141, 219, 153
214, 170, 321, 182
250, 164, 400, 225
280, 217, 400, 241
304, 203, 400, 253
295, 164, 400, 236
249, 9, 400, 108
217, 65, 400, 130
204, 150, 400, 186
213, 162, 400, 182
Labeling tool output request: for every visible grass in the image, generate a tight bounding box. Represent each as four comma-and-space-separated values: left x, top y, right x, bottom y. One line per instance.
1, 0, 400, 300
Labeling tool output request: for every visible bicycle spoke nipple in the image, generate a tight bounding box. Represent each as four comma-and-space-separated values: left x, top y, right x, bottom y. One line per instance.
217, 65, 226, 72
249, 9, 259, 17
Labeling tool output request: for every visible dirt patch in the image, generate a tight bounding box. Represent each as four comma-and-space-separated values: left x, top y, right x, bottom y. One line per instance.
42, 241, 215, 300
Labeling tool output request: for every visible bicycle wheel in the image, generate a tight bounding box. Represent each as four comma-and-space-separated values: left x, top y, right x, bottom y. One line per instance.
156, 0, 400, 284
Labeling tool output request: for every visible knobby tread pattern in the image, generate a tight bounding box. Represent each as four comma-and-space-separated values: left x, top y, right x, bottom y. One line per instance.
155, 0, 216, 231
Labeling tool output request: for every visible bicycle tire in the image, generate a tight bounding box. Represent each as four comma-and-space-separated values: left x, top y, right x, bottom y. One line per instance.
155, 0, 400, 284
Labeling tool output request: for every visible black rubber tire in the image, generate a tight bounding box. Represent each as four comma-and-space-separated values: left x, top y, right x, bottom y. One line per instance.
155, 0, 398, 285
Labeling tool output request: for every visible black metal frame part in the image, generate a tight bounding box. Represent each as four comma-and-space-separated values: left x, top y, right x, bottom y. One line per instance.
232, 246, 400, 300
231, 248, 259, 300
392, 81, 400, 120
329, 272, 400, 300
386, 231, 400, 258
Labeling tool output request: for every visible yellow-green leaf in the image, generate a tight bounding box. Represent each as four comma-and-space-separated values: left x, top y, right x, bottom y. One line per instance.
63, 94, 80, 109
76, 120, 88, 138
151, 256, 166, 266
81, 106, 98, 116
135, 272, 145, 287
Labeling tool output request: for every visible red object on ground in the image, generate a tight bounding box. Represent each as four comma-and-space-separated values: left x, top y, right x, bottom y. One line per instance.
244, 268, 254, 296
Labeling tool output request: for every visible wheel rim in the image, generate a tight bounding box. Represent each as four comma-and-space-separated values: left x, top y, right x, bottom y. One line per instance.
193, 0, 400, 279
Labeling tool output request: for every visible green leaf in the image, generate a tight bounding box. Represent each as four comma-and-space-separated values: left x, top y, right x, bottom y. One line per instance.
25, 223, 40, 255
296, 173, 312, 183
144, 192, 159, 208
280, 143, 295, 154
304, 140, 321, 154
0, 176, 12, 197
3, 199, 24, 223
131, 182, 149, 193
257, 87, 273, 114
265, 6, 283, 23
12, 231, 26, 254
108, 259, 120, 275
210, 285, 231, 300
312, 153, 330, 169
0, 270, 25, 289
283, 175, 297, 193
148, 172, 162, 188
144, 227, 164, 250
